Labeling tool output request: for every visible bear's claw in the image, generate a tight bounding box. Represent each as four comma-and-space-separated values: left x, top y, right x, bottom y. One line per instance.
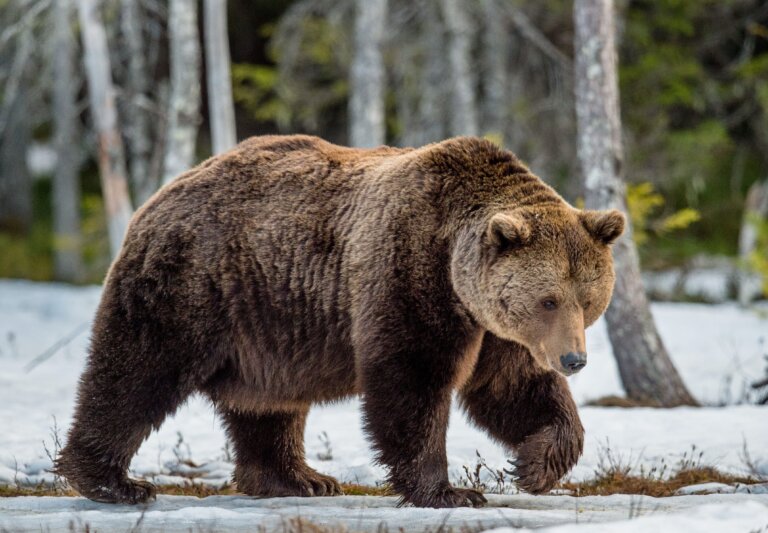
402, 485, 487, 508
238, 465, 344, 498
82, 478, 157, 505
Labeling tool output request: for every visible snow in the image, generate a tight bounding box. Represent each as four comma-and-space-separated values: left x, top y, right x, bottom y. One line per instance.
491, 499, 768, 533
2, 494, 768, 532
674, 482, 735, 495
1, 279, 767, 531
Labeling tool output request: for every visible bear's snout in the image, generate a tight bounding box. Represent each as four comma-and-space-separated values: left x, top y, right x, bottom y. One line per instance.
560, 352, 587, 375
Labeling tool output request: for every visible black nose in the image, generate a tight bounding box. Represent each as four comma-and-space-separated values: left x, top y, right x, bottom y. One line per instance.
560, 352, 587, 374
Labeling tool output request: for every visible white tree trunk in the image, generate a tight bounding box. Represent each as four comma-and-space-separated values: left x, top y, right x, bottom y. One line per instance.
480, 0, 507, 138
77, 0, 133, 259
120, 0, 154, 205
0, 89, 32, 233
574, 0, 696, 406
348, 0, 388, 148
738, 179, 768, 305
441, 0, 478, 137
204, 0, 237, 155
0, 25, 33, 232
52, 0, 83, 282
163, 0, 201, 185
420, 4, 448, 145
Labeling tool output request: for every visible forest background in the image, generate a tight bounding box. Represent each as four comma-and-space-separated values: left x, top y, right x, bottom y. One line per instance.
1, 0, 767, 300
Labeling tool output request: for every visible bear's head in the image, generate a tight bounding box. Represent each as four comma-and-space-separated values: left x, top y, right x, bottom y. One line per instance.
451, 206, 625, 376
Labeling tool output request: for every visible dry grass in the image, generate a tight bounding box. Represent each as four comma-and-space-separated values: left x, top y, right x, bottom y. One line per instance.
557, 466, 757, 497
0, 482, 392, 499
2, 469, 761, 500
338, 483, 393, 496
584, 395, 663, 408
0, 484, 78, 497
556, 442, 761, 497
2, 443, 762, 500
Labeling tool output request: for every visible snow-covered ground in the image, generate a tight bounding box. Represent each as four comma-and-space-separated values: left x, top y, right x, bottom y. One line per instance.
1, 280, 767, 531
2, 493, 768, 533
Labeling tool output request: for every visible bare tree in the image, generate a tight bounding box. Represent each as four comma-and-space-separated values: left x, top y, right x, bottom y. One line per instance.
78, 0, 134, 258
391, 0, 447, 147
163, 0, 201, 185
204, 0, 237, 155
480, 0, 507, 138
120, 0, 154, 205
0, 92, 32, 233
574, 0, 696, 406
0, 19, 33, 233
348, 0, 388, 148
441, 0, 478, 137
52, 0, 83, 281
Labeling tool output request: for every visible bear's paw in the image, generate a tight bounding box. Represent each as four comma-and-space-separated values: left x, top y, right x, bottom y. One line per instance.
508, 422, 583, 495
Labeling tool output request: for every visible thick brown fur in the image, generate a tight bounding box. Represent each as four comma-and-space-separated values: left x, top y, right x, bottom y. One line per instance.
57, 135, 623, 507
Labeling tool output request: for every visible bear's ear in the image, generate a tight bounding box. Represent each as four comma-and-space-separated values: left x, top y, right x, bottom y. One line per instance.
486, 212, 531, 250
580, 209, 625, 245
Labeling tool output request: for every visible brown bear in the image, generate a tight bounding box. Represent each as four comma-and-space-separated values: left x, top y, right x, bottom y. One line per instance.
57, 134, 624, 508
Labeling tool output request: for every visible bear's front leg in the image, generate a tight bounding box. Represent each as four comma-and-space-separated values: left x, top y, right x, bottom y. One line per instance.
459, 334, 583, 494
360, 339, 487, 508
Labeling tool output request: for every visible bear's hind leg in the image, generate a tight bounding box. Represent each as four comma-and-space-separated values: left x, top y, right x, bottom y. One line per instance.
221, 407, 342, 497
57, 301, 200, 503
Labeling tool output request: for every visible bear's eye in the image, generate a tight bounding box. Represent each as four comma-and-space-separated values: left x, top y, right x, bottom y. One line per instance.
583, 301, 592, 311
541, 298, 558, 311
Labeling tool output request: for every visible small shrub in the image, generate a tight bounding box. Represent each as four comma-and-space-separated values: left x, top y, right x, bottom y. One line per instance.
626, 182, 700, 247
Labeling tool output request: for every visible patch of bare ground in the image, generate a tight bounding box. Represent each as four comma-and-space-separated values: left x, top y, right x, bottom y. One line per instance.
0, 482, 393, 499
557, 441, 764, 497
584, 395, 664, 408
557, 466, 757, 497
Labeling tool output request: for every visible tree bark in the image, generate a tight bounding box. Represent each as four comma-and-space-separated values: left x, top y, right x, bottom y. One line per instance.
163, 0, 202, 185
78, 0, 134, 259
348, 0, 388, 148
204, 0, 237, 155
52, 0, 83, 282
573, 0, 697, 406
120, 0, 154, 205
441, 0, 478, 137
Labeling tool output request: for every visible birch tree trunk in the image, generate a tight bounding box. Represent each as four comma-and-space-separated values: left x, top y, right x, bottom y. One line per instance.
0, 91, 32, 233
120, 0, 154, 205
738, 179, 768, 305
348, 0, 388, 148
52, 0, 83, 281
441, 0, 478, 137
0, 27, 33, 232
419, 4, 448, 145
77, 0, 133, 259
480, 0, 507, 138
204, 0, 237, 155
163, 0, 201, 185
573, 0, 697, 406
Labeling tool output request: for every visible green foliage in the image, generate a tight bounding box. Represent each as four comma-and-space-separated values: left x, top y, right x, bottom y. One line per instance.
238, 12, 351, 133
0, 223, 53, 281
79, 193, 110, 283
619, 0, 768, 262
626, 182, 700, 247
0, 190, 109, 284
231, 64, 287, 125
